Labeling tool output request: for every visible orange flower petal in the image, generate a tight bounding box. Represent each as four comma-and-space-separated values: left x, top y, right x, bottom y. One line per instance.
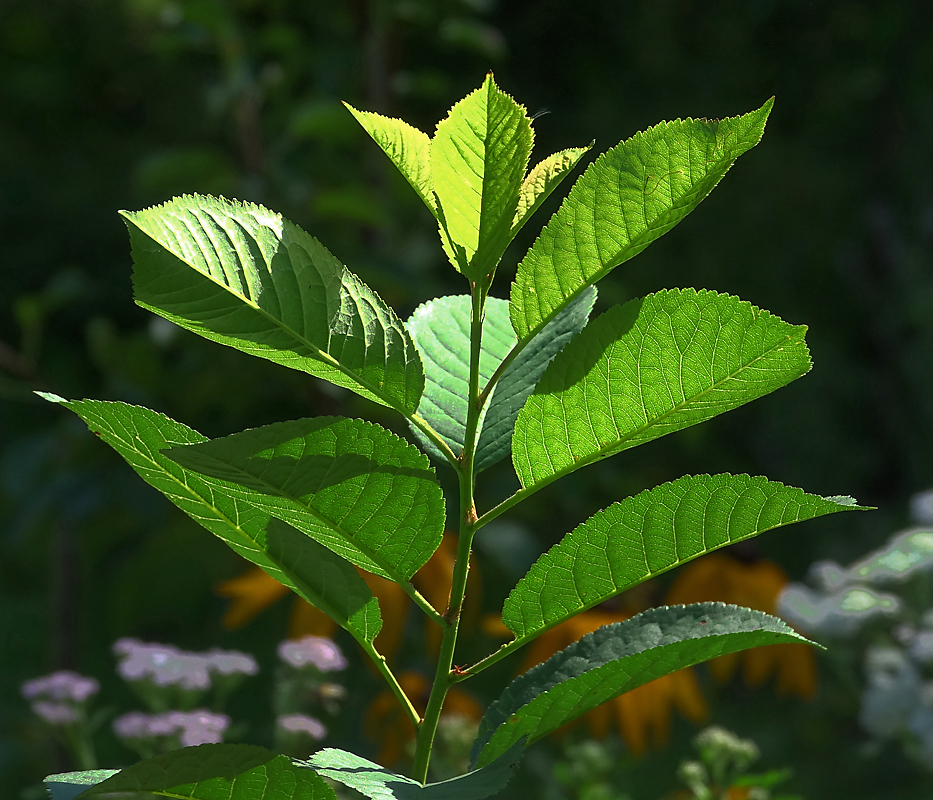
288, 599, 337, 639
215, 567, 290, 629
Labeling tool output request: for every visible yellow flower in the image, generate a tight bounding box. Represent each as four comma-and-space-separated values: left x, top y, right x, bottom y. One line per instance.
664, 553, 817, 698
512, 609, 709, 756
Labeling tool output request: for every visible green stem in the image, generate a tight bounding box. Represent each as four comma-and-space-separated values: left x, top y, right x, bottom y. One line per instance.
411, 284, 487, 784
408, 411, 460, 469
402, 582, 446, 627
360, 639, 422, 730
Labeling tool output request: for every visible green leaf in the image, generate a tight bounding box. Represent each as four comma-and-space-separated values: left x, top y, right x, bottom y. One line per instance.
510, 99, 773, 342
471, 603, 813, 768
502, 474, 869, 639
432, 73, 534, 279
39, 395, 382, 642
511, 144, 593, 236
406, 288, 595, 472
345, 103, 437, 216
44, 771, 119, 800
123, 194, 424, 412
163, 416, 445, 581
512, 288, 810, 490
75, 744, 334, 799
306, 738, 524, 800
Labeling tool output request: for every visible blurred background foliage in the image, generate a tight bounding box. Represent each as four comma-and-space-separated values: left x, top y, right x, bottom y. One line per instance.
2, 0, 933, 797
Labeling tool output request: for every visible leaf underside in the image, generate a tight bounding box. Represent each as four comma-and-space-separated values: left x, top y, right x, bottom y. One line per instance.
512, 288, 811, 490
510, 99, 774, 342
471, 603, 813, 768
307, 738, 525, 800
124, 194, 424, 412
503, 473, 869, 639
38, 395, 384, 642
406, 288, 595, 471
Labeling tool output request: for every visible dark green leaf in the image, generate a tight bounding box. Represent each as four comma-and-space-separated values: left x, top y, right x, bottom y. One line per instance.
471, 603, 813, 768
77, 744, 334, 799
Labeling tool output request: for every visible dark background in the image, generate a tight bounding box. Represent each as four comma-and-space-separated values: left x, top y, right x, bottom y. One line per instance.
3, 0, 933, 797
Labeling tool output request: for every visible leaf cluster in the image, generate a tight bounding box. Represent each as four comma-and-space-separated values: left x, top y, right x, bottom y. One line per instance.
42, 75, 868, 799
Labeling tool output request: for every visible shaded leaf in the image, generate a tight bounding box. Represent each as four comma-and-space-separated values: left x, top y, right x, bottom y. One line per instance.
406, 288, 595, 472
345, 103, 437, 216
471, 604, 813, 768
503, 474, 869, 639
75, 744, 334, 799
432, 74, 533, 279
513, 289, 810, 490
306, 738, 524, 800
511, 144, 593, 236
164, 416, 445, 581
124, 194, 423, 412
510, 100, 773, 342
39, 395, 382, 642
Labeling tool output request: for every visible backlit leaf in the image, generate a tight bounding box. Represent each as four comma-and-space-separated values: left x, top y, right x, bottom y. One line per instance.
503, 474, 869, 639
164, 416, 445, 581
432, 74, 533, 279
123, 194, 424, 412
510, 100, 773, 342
513, 289, 810, 490
471, 604, 812, 768
345, 103, 437, 216
511, 144, 593, 236
39, 395, 382, 642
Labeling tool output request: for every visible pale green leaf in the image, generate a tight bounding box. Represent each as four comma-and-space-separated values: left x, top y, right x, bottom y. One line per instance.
406, 288, 594, 472
471, 603, 813, 768
75, 744, 334, 799
44, 771, 119, 800
123, 194, 424, 412
39, 395, 382, 642
432, 74, 534, 279
164, 416, 445, 581
511, 144, 593, 236
512, 288, 810, 490
510, 99, 773, 342
306, 738, 524, 800
503, 474, 869, 639
345, 103, 437, 216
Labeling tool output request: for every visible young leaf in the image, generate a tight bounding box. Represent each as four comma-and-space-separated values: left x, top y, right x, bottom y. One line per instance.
345, 103, 437, 216
123, 194, 424, 413
511, 144, 593, 237
305, 737, 524, 800
432, 73, 533, 280
471, 604, 813, 768
72, 743, 334, 799
163, 416, 445, 581
502, 474, 869, 639
513, 289, 810, 490
510, 99, 773, 342
39, 395, 382, 642
406, 288, 595, 471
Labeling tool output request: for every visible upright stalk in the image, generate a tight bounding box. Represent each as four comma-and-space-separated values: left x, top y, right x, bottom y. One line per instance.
411, 283, 487, 784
